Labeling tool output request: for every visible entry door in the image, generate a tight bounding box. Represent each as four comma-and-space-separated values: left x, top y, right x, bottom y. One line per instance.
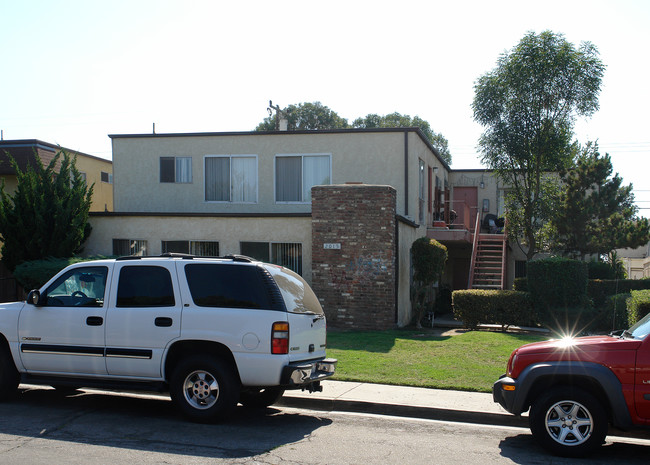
18, 265, 110, 375
452, 186, 478, 230
104, 262, 182, 379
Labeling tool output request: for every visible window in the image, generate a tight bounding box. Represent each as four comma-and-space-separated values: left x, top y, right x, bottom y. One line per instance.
184, 264, 279, 310
43, 266, 108, 307
515, 260, 527, 278
160, 157, 192, 183
275, 154, 330, 202
116, 266, 175, 307
162, 240, 219, 256
240, 242, 303, 275
113, 239, 147, 256
101, 171, 113, 184
205, 155, 257, 202
418, 159, 425, 223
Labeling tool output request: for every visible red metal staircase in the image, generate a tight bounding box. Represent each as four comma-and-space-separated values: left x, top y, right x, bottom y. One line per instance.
468, 214, 507, 290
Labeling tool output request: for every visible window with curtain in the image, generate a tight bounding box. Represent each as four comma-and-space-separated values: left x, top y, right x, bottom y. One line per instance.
275, 154, 330, 202
205, 156, 257, 202
160, 157, 192, 183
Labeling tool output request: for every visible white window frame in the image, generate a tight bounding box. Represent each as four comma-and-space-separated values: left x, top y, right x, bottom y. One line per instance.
204, 154, 258, 204
274, 153, 332, 204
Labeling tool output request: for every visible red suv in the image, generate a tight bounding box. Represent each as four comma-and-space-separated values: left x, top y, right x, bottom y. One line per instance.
493, 313, 650, 457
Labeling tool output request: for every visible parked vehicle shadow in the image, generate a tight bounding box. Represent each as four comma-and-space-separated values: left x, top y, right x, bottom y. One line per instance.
498, 433, 650, 463
0, 386, 332, 460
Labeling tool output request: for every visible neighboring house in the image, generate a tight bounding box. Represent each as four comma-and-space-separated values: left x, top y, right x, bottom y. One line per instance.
0, 139, 113, 212
616, 243, 650, 279
0, 139, 113, 302
84, 128, 515, 329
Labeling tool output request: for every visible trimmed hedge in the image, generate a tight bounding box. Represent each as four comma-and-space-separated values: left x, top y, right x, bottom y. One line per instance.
513, 277, 528, 292
588, 279, 650, 309
627, 290, 650, 327
527, 258, 589, 324
587, 261, 617, 279
452, 289, 534, 330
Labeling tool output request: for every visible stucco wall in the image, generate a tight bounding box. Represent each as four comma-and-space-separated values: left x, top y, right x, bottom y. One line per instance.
397, 220, 422, 326
111, 130, 446, 224
85, 215, 313, 282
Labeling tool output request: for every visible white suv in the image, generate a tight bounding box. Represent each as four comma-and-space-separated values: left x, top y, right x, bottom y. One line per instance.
0, 254, 336, 422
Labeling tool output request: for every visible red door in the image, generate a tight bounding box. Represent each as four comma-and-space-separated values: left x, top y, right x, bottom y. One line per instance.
452, 187, 478, 230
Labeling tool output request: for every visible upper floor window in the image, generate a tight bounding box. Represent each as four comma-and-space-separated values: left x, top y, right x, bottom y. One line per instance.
275, 154, 330, 203
205, 155, 257, 202
160, 157, 192, 183
101, 171, 113, 184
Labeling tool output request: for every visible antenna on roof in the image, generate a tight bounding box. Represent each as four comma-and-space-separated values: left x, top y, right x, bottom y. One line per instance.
153, 123, 156, 134
267, 100, 289, 131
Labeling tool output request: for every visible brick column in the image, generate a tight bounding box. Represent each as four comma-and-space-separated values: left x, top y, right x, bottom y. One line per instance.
311, 184, 397, 330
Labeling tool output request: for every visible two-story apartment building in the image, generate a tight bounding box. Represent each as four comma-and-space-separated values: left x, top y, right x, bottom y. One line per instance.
85, 128, 517, 329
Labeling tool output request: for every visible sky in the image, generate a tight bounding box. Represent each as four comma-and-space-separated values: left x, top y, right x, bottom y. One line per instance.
1, 0, 649, 214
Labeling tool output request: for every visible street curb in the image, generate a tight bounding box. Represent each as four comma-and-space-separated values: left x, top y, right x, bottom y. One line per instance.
277, 395, 529, 428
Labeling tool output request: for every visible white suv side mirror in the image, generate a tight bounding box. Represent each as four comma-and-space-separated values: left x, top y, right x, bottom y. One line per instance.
27, 290, 41, 306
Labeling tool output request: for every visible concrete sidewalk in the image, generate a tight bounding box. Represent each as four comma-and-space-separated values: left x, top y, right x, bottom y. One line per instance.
278, 380, 528, 428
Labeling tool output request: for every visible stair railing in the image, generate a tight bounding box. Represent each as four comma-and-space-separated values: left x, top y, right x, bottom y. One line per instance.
467, 211, 482, 289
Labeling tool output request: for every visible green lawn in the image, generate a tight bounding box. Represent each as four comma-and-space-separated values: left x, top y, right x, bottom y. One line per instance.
326, 330, 547, 393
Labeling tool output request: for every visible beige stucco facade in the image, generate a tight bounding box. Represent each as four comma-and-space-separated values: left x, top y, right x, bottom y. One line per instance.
86, 215, 313, 281
111, 130, 445, 221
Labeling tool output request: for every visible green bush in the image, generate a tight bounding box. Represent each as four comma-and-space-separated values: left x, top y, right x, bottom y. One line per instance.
527, 258, 589, 324
13, 256, 113, 290
513, 277, 528, 292
592, 293, 631, 333
588, 279, 650, 309
410, 238, 448, 327
452, 289, 534, 329
627, 290, 650, 327
587, 260, 616, 279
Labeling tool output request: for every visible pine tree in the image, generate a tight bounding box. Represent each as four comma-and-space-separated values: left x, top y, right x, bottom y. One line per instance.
552, 142, 649, 259
0, 150, 94, 271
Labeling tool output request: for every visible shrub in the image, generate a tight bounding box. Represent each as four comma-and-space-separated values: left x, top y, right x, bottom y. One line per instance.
527, 258, 589, 324
627, 290, 650, 327
13, 256, 112, 291
410, 238, 448, 327
452, 289, 534, 330
590, 293, 631, 333
588, 279, 650, 309
513, 277, 528, 292
587, 260, 616, 279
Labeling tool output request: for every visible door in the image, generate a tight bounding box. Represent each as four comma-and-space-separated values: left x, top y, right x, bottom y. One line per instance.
104, 262, 182, 378
452, 186, 478, 230
18, 265, 110, 375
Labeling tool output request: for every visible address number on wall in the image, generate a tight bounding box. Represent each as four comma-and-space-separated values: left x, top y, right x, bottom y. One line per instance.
323, 243, 341, 250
